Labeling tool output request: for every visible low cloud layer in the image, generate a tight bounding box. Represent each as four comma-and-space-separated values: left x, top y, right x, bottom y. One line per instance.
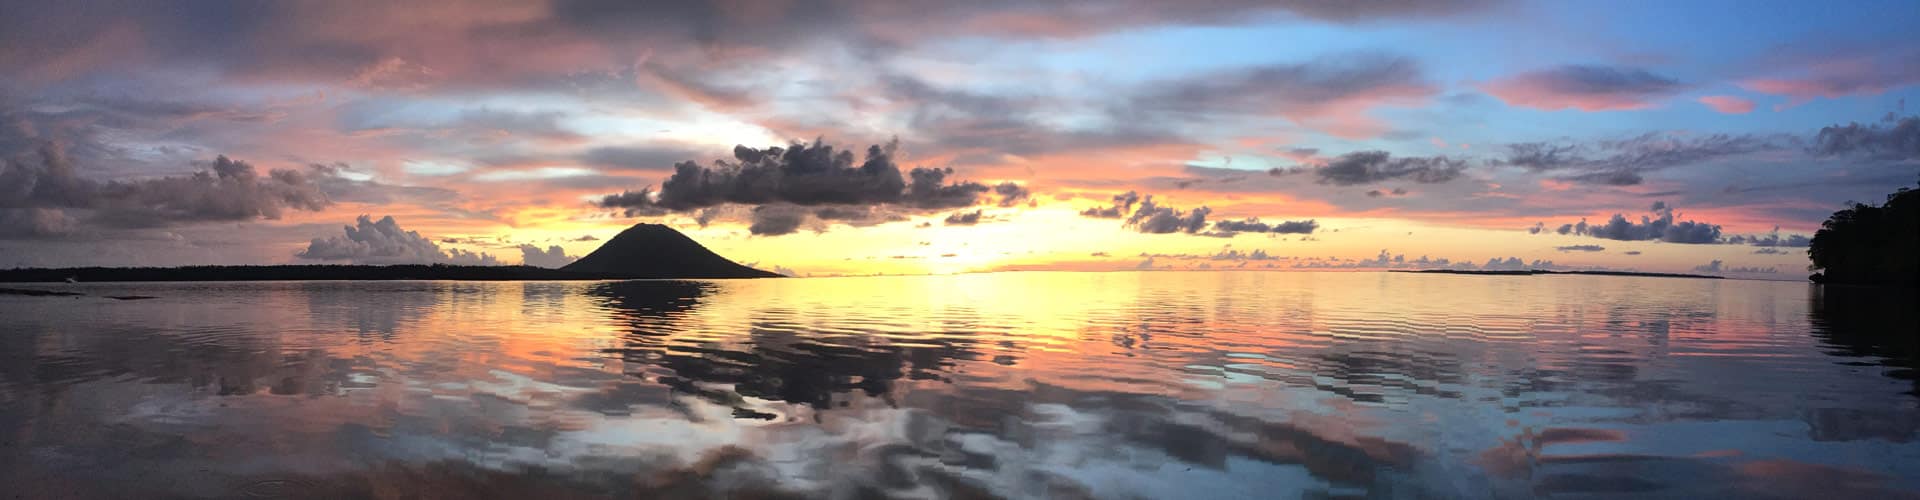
1693, 260, 1777, 274
1212, 218, 1319, 235
296, 215, 500, 265
1543, 202, 1814, 246
1551, 201, 1723, 244
1, 144, 338, 238
518, 244, 576, 268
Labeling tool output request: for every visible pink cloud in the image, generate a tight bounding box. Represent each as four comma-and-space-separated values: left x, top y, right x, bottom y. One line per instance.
1480, 65, 1684, 111
1697, 95, 1755, 114
1739, 53, 1920, 107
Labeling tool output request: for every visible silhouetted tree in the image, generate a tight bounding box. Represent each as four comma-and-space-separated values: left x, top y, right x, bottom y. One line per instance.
1809, 180, 1920, 287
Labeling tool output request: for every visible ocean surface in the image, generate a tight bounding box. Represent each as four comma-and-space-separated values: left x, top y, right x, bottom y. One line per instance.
2, 272, 1917, 499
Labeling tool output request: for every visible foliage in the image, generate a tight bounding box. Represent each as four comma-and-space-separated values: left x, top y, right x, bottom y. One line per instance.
1809, 180, 1920, 287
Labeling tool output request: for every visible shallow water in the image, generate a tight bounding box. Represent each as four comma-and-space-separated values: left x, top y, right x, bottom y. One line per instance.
1, 272, 1917, 499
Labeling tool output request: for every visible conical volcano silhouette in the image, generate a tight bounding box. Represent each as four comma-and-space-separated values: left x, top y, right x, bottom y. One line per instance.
562, 223, 781, 279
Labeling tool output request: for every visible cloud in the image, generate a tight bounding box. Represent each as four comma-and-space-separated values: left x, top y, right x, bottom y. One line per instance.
1208, 248, 1279, 261
1808, 116, 1920, 160
1548, 201, 1725, 243
943, 209, 982, 225
296, 215, 500, 265
518, 244, 576, 268
1725, 228, 1811, 247
1365, 188, 1409, 197
1480, 65, 1685, 111
1130, 53, 1435, 138
747, 205, 806, 236
578, 145, 708, 170
1313, 151, 1465, 185
1495, 132, 1784, 185
1693, 260, 1777, 274
1, 138, 340, 237
1555, 245, 1606, 252
1753, 247, 1791, 255
1210, 217, 1319, 235
1740, 48, 1920, 105
993, 182, 1031, 207
596, 140, 994, 215
1079, 191, 1142, 218
1124, 195, 1211, 234
1698, 95, 1756, 114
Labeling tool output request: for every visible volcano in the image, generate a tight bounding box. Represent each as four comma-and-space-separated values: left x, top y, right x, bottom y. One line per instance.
561, 223, 782, 279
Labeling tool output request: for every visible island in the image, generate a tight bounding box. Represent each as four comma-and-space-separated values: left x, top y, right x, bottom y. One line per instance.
0, 223, 781, 283
1390, 269, 1724, 280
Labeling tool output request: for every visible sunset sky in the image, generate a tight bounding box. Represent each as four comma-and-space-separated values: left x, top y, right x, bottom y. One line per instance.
3, 0, 1918, 277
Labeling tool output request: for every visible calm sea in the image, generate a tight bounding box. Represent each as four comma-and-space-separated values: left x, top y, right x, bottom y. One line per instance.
2, 272, 1917, 499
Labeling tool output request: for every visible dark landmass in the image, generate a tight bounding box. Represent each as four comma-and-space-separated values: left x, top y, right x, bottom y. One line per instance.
0, 264, 594, 283
562, 223, 782, 279
1393, 269, 1725, 280
1809, 182, 1918, 288
0, 223, 780, 283
0, 287, 84, 296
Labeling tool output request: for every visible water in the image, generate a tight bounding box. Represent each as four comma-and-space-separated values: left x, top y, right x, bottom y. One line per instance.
1, 272, 1916, 499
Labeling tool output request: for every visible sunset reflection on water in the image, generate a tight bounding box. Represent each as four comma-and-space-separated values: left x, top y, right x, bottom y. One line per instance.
2, 272, 1917, 498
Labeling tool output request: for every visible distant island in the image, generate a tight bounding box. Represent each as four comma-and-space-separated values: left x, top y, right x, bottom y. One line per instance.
1808, 181, 1918, 288
0, 223, 781, 283
561, 223, 781, 278
1392, 269, 1724, 280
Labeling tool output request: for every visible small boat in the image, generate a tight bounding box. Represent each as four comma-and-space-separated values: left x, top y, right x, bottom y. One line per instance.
64, 276, 79, 284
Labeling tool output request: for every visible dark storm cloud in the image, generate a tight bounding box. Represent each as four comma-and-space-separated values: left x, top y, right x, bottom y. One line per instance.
296, 215, 499, 265
1551, 202, 1723, 244
1313, 151, 1465, 185
517, 244, 576, 268
747, 205, 806, 236
1079, 191, 1141, 219
1210, 218, 1319, 235
1555, 244, 1605, 252
1496, 133, 1785, 186
1809, 116, 1920, 160
595, 140, 994, 216
1125, 195, 1211, 234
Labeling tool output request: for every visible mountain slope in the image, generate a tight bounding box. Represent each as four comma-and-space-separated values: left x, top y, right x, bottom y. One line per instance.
561, 223, 781, 279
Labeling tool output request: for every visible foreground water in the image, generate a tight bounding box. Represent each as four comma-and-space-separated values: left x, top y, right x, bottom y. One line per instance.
1, 272, 1917, 499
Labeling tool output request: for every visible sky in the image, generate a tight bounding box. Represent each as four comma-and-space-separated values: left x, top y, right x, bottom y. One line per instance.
2, 0, 1918, 278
